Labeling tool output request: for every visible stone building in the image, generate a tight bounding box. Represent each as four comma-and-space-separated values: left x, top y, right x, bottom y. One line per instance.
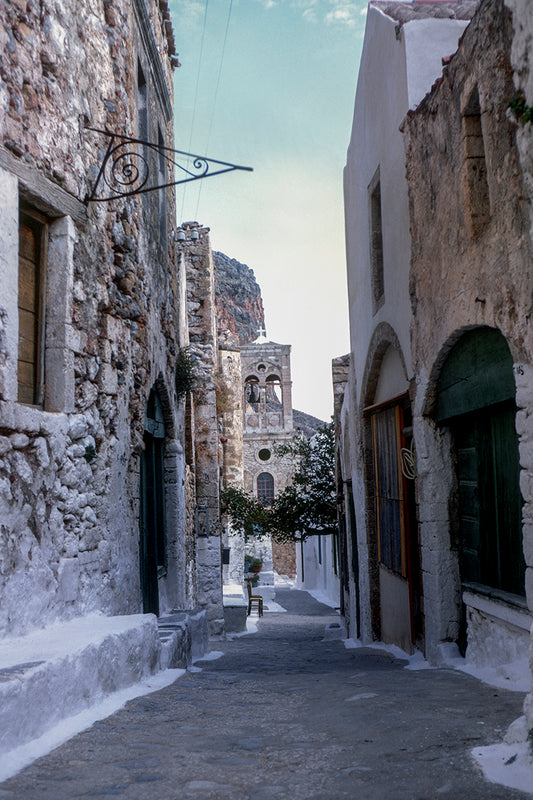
0, 0, 225, 690
340, 0, 475, 656
403, 0, 533, 719
241, 333, 297, 582
176, 222, 228, 636
338, 0, 533, 735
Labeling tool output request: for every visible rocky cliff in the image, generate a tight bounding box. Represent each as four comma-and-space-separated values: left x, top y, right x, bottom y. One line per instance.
214, 251, 265, 345
214, 250, 325, 434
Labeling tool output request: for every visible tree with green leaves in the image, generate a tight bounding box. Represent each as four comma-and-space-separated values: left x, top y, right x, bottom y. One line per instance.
220, 422, 337, 543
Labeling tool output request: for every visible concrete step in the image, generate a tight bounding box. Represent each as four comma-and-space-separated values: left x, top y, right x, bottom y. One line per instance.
157, 608, 209, 668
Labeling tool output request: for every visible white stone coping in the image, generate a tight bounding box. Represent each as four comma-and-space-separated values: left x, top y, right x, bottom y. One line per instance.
463, 589, 533, 633
0, 613, 160, 756
223, 597, 247, 608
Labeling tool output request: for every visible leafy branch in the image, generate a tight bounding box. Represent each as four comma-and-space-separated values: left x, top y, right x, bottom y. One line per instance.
175, 347, 196, 397
221, 422, 337, 544
509, 93, 533, 126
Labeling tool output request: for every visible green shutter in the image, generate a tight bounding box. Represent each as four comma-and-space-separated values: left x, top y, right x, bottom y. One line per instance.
436, 328, 515, 423
453, 403, 524, 596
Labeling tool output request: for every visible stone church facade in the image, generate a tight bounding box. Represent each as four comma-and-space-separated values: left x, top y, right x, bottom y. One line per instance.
241, 335, 297, 580
338, 0, 533, 737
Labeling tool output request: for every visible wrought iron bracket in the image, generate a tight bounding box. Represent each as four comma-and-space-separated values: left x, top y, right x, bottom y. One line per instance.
85, 127, 253, 202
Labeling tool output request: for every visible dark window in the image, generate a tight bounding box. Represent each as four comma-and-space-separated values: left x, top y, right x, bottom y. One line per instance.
462, 88, 490, 239
18, 206, 47, 406
369, 169, 384, 310
371, 404, 405, 576
245, 377, 260, 410
137, 61, 148, 141
257, 472, 274, 505
158, 126, 167, 245
258, 448, 271, 462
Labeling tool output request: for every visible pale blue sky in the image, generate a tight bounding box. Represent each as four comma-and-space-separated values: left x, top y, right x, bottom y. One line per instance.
169, 0, 367, 421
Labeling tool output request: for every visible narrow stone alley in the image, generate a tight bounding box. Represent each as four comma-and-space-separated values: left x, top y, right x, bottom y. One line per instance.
0, 590, 527, 800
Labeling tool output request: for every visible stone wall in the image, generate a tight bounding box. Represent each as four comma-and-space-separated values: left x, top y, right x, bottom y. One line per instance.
0, 0, 188, 635
218, 342, 245, 587
504, 0, 533, 727
403, 0, 533, 668
340, 2, 474, 650
178, 223, 224, 636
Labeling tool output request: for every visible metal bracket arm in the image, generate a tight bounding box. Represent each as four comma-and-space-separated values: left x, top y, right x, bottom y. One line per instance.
85, 128, 253, 202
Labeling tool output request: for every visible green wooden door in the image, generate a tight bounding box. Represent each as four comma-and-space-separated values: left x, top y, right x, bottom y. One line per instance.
453, 401, 524, 596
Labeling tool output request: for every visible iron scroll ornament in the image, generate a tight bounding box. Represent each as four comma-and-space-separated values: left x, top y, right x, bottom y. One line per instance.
85, 128, 253, 202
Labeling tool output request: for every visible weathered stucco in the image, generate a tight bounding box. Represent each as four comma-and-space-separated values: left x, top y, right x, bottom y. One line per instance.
341, 1, 473, 649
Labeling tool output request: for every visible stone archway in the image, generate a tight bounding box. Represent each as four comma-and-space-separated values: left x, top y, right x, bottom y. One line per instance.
434, 327, 524, 652
417, 325, 528, 664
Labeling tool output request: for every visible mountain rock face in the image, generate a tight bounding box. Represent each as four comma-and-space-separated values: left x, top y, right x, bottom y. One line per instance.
214, 250, 326, 434
214, 251, 265, 345
293, 409, 327, 437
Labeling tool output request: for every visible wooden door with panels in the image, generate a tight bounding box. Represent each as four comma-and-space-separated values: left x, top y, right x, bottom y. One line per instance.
369, 394, 423, 652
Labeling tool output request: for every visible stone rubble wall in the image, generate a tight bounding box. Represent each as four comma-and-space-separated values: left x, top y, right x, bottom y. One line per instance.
504, 0, 533, 729
218, 344, 245, 587
0, 0, 188, 636
403, 0, 533, 682
179, 224, 224, 636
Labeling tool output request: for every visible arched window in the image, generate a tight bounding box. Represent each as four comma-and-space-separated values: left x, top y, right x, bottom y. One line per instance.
257, 472, 274, 506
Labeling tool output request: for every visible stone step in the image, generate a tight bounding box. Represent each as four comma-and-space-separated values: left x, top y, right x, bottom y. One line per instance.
157, 608, 209, 669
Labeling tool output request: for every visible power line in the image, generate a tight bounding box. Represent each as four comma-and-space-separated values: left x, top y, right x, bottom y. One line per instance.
194, 0, 234, 221
179, 0, 209, 223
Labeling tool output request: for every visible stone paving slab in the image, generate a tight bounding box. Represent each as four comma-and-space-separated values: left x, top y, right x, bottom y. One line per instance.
0, 589, 528, 800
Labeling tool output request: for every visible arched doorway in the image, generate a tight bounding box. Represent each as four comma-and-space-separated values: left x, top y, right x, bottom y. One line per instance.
435, 328, 525, 647
362, 336, 423, 653
139, 388, 167, 615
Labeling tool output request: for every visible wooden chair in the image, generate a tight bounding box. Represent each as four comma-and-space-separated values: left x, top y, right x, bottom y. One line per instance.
246, 581, 263, 617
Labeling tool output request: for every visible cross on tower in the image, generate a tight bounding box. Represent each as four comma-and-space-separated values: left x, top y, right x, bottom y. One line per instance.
256, 326, 267, 339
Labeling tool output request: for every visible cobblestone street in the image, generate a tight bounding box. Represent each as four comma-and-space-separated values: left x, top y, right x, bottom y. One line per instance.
0, 589, 527, 800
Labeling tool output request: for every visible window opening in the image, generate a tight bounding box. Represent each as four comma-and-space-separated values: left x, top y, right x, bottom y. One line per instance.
257, 472, 274, 505
245, 376, 260, 410
266, 374, 282, 406
462, 88, 490, 239
158, 126, 167, 245
137, 61, 148, 142
258, 448, 271, 462
369, 169, 384, 310
18, 206, 47, 406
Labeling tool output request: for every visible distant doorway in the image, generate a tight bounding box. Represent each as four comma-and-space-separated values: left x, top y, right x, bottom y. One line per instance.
139, 388, 167, 615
